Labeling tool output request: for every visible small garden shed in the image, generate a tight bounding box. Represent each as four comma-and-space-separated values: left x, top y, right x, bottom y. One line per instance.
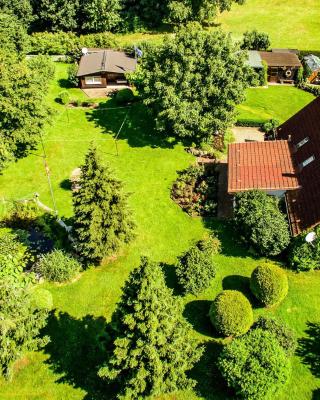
259, 50, 302, 83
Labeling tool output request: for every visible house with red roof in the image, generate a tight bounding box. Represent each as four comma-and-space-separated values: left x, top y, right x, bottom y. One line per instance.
228, 97, 320, 236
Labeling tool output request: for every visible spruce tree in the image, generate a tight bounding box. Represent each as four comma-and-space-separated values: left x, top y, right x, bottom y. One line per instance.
72, 146, 135, 262
99, 257, 203, 399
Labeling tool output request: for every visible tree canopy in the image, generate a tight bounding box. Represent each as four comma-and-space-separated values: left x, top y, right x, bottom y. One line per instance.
134, 23, 252, 144
72, 145, 135, 262
99, 257, 203, 398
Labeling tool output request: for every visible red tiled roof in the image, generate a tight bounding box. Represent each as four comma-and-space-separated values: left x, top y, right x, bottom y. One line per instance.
228, 140, 300, 193
277, 97, 320, 235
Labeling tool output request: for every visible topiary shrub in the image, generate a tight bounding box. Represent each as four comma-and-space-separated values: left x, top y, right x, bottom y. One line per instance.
115, 88, 135, 105
234, 190, 290, 256
250, 264, 288, 307
35, 250, 81, 283
209, 290, 253, 337
253, 316, 296, 356
218, 328, 291, 400
176, 236, 220, 295
288, 226, 320, 271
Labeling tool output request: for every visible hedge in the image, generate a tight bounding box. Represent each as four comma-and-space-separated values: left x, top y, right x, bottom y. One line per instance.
209, 290, 253, 337
297, 82, 320, 97
250, 264, 288, 307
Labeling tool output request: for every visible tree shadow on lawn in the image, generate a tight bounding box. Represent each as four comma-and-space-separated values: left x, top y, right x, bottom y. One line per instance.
184, 300, 215, 337
58, 78, 74, 89
43, 311, 114, 400
297, 322, 320, 379
60, 178, 72, 191
203, 218, 260, 260
86, 102, 187, 150
161, 263, 183, 296
313, 389, 320, 400
190, 340, 233, 400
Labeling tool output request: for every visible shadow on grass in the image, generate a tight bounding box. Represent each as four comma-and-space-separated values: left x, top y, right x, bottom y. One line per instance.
44, 311, 113, 400
313, 389, 320, 400
190, 341, 233, 400
86, 102, 184, 149
297, 322, 320, 378
161, 263, 182, 296
203, 218, 260, 259
184, 300, 214, 337
58, 78, 74, 89
60, 178, 72, 191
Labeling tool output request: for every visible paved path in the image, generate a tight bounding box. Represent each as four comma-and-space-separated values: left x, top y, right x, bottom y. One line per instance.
232, 126, 264, 143
216, 161, 234, 219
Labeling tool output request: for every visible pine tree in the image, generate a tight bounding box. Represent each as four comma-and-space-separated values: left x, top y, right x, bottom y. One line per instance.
72, 145, 135, 263
99, 257, 203, 399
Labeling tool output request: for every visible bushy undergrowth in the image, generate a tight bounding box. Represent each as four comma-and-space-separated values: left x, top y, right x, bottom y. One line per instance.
171, 164, 218, 216
288, 226, 320, 271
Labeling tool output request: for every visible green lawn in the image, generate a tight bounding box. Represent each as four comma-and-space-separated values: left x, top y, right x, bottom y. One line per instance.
0, 64, 320, 400
237, 86, 315, 124
217, 0, 320, 51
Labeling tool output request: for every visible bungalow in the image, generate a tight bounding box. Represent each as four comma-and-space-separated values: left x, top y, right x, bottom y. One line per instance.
303, 54, 320, 84
77, 49, 137, 89
247, 49, 302, 84
228, 97, 320, 236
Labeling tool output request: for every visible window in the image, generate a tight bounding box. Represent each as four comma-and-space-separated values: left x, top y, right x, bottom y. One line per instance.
300, 155, 315, 169
85, 76, 102, 85
296, 137, 310, 149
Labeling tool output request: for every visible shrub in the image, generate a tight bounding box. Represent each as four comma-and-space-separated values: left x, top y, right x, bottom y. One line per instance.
234, 190, 290, 256
253, 316, 297, 356
262, 118, 280, 134
171, 164, 218, 217
288, 226, 320, 271
250, 264, 288, 307
35, 250, 81, 282
218, 328, 291, 400
209, 290, 253, 337
58, 91, 70, 105
176, 237, 219, 295
115, 88, 135, 105
68, 63, 79, 87
29, 288, 53, 310
298, 82, 320, 97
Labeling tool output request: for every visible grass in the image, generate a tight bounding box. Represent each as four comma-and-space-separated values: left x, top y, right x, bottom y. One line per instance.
237, 85, 315, 124
0, 64, 320, 400
217, 0, 320, 51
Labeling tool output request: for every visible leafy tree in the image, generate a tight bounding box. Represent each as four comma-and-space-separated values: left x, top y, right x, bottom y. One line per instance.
0, 51, 52, 170
121, 0, 169, 29
218, 328, 291, 400
241, 29, 271, 51
176, 237, 219, 295
78, 0, 121, 33
0, 0, 33, 27
250, 263, 288, 307
35, 250, 82, 282
0, 13, 29, 55
209, 290, 253, 336
0, 278, 49, 378
167, 0, 245, 24
234, 190, 290, 256
253, 316, 297, 356
134, 23, 252, 143
31, 0, 79, 32
99, 257, 203, 398
72, 146, 135, 262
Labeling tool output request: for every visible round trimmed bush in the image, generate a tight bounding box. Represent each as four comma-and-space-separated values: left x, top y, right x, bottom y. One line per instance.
30, 288, 53, 310
209, 290, 253, 337
250, 264, 288, 307
58, 91, 70, 105
115, 88, 135, 105
218, 328, 291, 400
35, 250, 81, 283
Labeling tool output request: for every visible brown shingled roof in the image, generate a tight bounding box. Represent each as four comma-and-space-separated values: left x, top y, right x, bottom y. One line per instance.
277, 97, 320, 235
259, 51, 302, 67
228, 140, 300, 193
77, 50, 137, 77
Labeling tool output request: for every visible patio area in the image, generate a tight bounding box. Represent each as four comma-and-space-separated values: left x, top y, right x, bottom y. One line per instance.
82, 84, 132, 98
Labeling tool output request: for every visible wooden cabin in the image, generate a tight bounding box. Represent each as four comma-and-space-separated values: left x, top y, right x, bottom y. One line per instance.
77, 49, 137, 89
259, 50, 302, 83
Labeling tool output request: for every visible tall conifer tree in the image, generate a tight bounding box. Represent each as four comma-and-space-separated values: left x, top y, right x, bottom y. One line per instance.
72, 145, 135, 262
99, 257, 203, 398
